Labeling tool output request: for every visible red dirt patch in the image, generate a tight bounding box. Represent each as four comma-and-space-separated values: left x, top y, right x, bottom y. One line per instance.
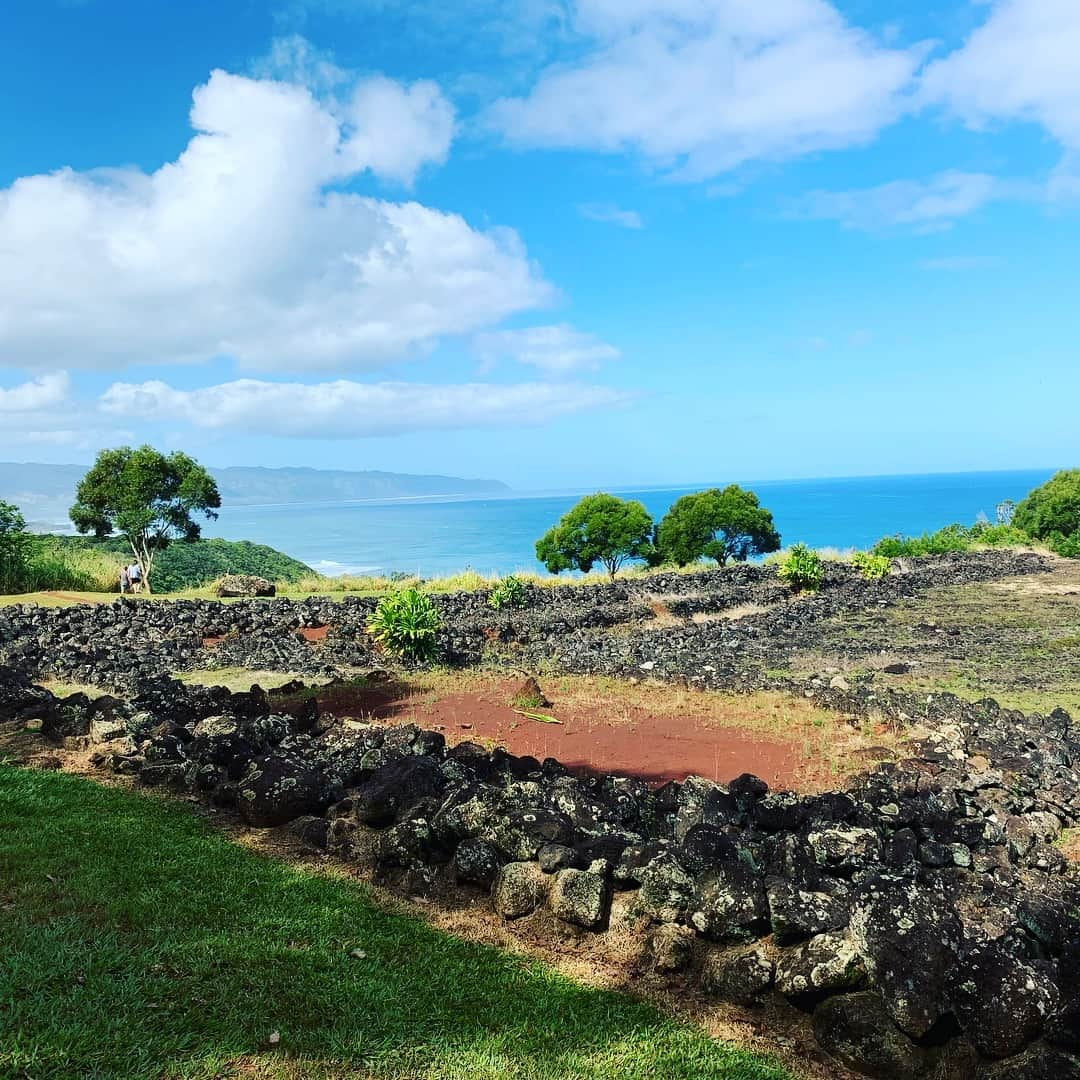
292, 679, 856, 791
298, 625, 329, 643
202, 635, 227, 648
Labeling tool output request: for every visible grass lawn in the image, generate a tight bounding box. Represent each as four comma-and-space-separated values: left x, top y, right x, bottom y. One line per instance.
0, 766, 788, 1080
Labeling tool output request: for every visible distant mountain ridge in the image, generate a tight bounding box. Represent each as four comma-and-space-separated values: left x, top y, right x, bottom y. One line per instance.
0, 461, 510, 530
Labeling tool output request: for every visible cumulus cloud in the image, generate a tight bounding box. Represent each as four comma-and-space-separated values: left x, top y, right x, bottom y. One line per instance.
0, 373, 71, 411
473, 324, 619, 374
0, 69, 552, 374
489, 0, 928, 180
795, 170, 1021, 230
579, 202, 644, 229
921, 1, 1080, 152
0, 373, 133, 450
99, 377, 630, 437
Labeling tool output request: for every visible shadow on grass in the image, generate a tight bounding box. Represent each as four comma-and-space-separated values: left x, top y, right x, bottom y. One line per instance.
0, 766, 788, 1080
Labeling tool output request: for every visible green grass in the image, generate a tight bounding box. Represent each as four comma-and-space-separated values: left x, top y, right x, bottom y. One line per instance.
0, 766, 787, 1080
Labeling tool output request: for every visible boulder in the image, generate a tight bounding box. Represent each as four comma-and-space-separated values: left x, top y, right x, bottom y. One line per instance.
492, 807, 574, 861
237, 754, 339, 828
848, 874, 960, 1038
550, 865, 611, 930
215, 575, 276, 598
812, 992, 927, 1080
766, 876, 850, 942
631, 855, 696, 924
645, 924, 695, 973
700, 944, 774, 1004
808, 827, 882, 876
452, 838, 502, 889
946, 941, 1057, 1059
977, 1044, 1080, 1080
689, 860, 767, 941
492, 861, 546, 919
353, 756, 445, 828
775, 933, 865, 997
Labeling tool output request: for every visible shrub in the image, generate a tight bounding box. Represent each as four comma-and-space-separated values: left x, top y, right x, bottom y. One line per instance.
488, 575, 528, 610
852, 551, 891, 580
535, 493, 654, 580
366, 588, 442, 660
871, 524, 972, 558
967, 522, 1031, 548
654, 485, 781, 566
777, 544, 824, 592
1014, 470, 1080, 541
1049, 531, 1080, 559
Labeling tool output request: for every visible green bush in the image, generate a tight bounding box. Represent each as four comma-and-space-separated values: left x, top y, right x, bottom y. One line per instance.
366, 588, 442, 660
1014, 470, 1080, 541
871, 524, 973, 558
967, 522, 1031, 547
777, 544, 824, 592
1049, 531, 1080, 559
488, 575, 528, 610
852, 551, 891, 580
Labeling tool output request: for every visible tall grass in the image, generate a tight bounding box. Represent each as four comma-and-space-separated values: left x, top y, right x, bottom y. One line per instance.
0, 539, 120, 595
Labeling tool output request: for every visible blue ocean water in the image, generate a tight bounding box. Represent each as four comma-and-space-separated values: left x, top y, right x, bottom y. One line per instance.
202, 469, 1055, 578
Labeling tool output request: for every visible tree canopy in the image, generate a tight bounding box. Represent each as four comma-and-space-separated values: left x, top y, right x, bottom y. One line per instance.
654, 485, 780, 566
535, 493, 654, 579
69, 446, 221, 592
1014, 470, 1080, 541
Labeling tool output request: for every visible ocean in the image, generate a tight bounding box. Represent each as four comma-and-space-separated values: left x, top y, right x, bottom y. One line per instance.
199, 469, 1055, 579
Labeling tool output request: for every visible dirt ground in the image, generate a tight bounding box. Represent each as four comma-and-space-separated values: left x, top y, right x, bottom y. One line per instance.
273, 672, 903, 793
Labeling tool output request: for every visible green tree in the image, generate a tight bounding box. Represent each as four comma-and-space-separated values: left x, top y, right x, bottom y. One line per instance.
1013, 470, 1080, 540
654, 485, 781, 566
535, 493, 654, 579
69, 446, 221, 593
0, 500, 32, 592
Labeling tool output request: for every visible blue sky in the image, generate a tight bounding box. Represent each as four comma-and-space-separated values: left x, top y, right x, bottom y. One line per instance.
0, 0, 1077, 490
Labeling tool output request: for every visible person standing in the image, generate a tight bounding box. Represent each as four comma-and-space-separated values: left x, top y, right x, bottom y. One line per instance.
119, 565, 130, 595
128, 561, 142, 594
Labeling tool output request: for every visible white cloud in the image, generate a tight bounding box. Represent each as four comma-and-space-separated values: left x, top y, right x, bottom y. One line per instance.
579, 202, 644, 229
921, 1, 1080, 154
0, 373, 70, 411
489, 0, 928, 180
795, 170, 1018, 230
473, 323, 619, 374
99, 377, 629, 437
0, 69, 551, 374
252, 34, 349, 91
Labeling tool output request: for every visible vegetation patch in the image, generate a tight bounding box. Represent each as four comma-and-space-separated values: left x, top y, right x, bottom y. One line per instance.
794, 559, 1080, 715
0, 765, 787, 1080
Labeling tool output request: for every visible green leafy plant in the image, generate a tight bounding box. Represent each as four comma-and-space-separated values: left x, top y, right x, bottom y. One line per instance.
535, 493, 654, 580
777, 544, 824, 592
366, 587, 442, 660
852, 551, 891, 581
653, 485, 781, 566
488, 574, 528, 610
